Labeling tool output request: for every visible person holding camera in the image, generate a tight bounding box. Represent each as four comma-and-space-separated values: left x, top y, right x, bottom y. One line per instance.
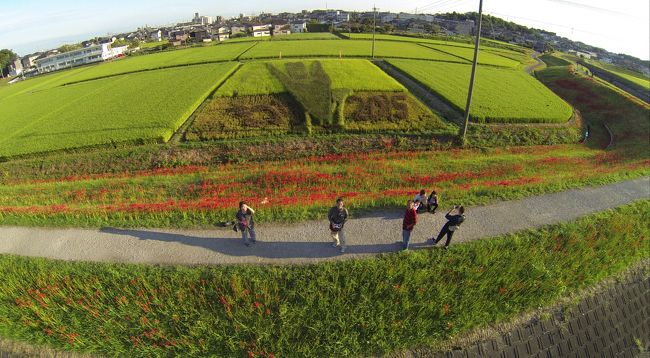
328, 197, 349, 253
236, 201, 256, 246
429, 205, 465, 250
427, 190, 439, 214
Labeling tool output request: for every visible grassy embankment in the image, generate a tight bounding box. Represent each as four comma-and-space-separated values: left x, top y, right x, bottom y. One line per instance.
0, 201, 647, 357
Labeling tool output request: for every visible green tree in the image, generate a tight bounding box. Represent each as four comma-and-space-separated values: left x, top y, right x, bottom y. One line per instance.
128, 39, 141, 49
0, 49, 17, 76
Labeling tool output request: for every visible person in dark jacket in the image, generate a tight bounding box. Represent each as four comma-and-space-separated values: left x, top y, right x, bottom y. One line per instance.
427, 190, 439, 214
402, 200, 418, 250
430, 205, 465, 249
328, 197, 349, 253
236, 201, 256, 246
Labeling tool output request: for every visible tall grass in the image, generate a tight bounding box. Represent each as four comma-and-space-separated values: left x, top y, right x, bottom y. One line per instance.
0, 201, 647, 357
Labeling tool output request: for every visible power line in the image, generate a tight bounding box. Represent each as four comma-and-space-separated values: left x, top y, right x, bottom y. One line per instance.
484, 10, 615, 38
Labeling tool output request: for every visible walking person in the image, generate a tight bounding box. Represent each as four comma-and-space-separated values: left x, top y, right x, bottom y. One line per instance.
402, 200, 417, 250
427, 190, 439, 214
236, 201, 256, 247
328, 197, 349, 253
430, 205, 465, 250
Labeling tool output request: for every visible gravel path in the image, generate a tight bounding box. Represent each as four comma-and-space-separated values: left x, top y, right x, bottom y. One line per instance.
526, 51, 545, 74
0, 177, 648, 266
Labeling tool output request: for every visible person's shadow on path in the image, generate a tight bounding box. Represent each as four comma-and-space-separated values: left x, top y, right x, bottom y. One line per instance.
99, 228, 428, 260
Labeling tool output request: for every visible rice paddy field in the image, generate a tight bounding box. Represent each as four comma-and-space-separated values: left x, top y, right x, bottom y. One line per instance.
346, 33, 529, 66
0, 33, 571, 156
0, 63, 239, 157
419, 43, 520, 67
216, 59, 404, 97
239, 40, 467, 62
387, 59, 573, 123
0, 43, 252, 100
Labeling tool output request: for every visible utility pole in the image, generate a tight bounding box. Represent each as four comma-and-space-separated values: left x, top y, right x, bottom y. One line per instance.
371, 5, 377, 59
460, 0, 484, 141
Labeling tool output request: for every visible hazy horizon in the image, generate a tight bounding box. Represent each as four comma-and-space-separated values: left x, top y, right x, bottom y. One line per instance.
2, 0, 649, 60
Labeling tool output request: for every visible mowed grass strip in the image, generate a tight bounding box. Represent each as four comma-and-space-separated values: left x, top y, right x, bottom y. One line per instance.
0, 62, 239, 157
388, 59, 573, 123
216, 59, 404, 97
239, 39, 463, 62
0, 202, 646, 357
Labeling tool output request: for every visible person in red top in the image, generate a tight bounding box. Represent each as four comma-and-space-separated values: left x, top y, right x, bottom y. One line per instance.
402, 200, 417, 250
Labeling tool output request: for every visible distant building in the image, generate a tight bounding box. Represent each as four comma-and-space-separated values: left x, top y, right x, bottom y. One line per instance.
253, 29, 271, 37
21, 54, 41, 69
399, 13, 434, 22
190, 29, 210, 42
290, 21, 307, 33
272, 29, 291, 36
8, 58, 23, 77
252, 24, 271, 31
35, 43, 128, 73
230, 25, 247, 34
192, 12, 213, 25
149, 29, 162, 42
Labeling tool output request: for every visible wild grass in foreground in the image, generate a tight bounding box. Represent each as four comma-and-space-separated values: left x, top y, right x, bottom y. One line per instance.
0, 201, 647, 357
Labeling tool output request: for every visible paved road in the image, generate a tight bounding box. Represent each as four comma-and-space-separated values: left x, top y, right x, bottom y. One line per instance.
0, 177, 648, 266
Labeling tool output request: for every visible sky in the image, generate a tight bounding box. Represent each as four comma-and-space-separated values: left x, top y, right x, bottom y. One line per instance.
1, 0, 648, 60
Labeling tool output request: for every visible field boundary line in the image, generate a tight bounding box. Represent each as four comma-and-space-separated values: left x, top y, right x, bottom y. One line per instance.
169, 62, 243, 144
235, 42, 259, 61
416, 43, 473, 65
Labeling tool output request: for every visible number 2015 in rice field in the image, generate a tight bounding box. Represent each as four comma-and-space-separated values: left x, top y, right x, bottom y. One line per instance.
347, 93, 409, 122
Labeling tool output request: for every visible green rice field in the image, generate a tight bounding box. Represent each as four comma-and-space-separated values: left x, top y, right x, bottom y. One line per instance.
419, 43, 520, 67
0, 63, 238, 157
0, 34, 574, 156
216, 59, 404, 97
239, 40, 465, 62
0, 43, 252, 99
388, 59, 573, 123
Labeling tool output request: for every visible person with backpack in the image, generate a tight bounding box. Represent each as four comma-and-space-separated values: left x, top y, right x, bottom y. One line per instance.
430, 205, 465, 250
427, 190, 439, 214
328, 197, 349, 253
402, 200, 418, 250
236, 201, 256, 247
